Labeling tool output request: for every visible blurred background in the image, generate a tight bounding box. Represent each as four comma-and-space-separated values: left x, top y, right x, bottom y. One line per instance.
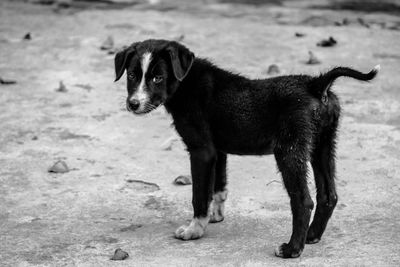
1, 0, 399, 266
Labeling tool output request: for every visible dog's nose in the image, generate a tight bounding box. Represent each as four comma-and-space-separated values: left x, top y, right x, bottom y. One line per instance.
129, 99, 140, 111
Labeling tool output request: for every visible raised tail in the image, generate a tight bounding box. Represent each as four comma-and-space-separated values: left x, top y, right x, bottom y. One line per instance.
310, 65, 380, 101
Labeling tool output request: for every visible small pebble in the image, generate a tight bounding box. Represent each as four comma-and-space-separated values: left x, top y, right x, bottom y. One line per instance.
16, 216, 40, 224
74, 83, 93, 91
100, 36, 114, 51
306, 51, 321, 65
335, 18, 349, 26
110, 248, 129, 261
107, 45, 127, 55
385, 21, 400, 30
160, 136, 178, 151
0, 77, 17, 85
266, 64, 280, 75
23, 32, 31, 40
55, 81, 67, 92
107, 49, 117, 55
174, 34, 185, 42
48, 160, 69, 173
357, 18, 370, 28
317, 36, 337, 47
295, 32, 305, 37
173, 175, 192, 185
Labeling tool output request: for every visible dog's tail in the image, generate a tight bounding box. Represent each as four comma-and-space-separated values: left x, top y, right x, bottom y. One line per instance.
310, 65, 380, 102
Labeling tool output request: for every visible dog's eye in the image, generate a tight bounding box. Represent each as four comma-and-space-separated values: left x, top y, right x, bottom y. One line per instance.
127, 73, 136, 80
152, 76, 163, 84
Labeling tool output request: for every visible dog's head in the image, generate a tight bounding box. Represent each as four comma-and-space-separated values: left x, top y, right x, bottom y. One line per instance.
114, 39, 194, 114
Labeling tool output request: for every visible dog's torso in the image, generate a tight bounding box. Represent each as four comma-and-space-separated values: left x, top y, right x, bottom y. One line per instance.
165, 58, 325, 156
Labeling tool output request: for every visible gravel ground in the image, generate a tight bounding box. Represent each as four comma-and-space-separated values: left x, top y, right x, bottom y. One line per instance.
0, 0, 399, 266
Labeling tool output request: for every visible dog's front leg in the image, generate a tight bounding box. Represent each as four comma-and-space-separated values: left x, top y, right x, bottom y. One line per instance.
175, 147, 216, 240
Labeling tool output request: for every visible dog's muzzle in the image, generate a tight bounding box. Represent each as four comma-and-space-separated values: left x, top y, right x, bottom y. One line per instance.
126, 98, 160, 114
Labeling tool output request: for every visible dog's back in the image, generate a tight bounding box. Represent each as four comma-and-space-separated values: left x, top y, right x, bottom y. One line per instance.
170, 59, 378, 156
173, 59, 338, 155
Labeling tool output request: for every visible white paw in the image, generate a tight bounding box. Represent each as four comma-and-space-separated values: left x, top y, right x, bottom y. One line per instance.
174, 217, 208, 240
274, 243, 302, 258
210, 190, 227, 223
210, 202, 224, 223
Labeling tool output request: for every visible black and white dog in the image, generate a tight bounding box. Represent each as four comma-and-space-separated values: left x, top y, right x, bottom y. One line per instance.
114, 39, 379, 258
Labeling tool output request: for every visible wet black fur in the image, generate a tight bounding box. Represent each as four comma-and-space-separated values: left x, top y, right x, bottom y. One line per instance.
114, 39, 378, 258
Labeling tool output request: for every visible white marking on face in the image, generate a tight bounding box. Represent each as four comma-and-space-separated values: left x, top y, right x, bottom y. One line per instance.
130, 52, 152, 112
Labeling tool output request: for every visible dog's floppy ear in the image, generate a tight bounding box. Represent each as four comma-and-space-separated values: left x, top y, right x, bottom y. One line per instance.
166, 42, 194, 81
114, 44, 137, 82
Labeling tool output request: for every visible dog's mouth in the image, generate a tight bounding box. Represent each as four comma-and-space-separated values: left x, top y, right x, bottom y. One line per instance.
126, 101, 162, 115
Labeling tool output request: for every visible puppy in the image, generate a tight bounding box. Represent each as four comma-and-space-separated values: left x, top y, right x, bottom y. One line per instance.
114, 39, 379, 258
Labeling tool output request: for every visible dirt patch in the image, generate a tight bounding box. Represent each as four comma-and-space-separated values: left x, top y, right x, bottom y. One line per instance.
105, 23, 138, 29
119, 179, 160, 193
299, 15, 337, 26
143, 195, 174, 211
89, 235, 119, 244
120, 223, 143, 232
59, 130, 91, 140
374, 52, 400, 60
0, 171, 31, 195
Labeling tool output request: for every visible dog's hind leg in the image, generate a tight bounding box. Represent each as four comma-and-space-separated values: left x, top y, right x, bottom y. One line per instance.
175, 146, 216, 240
273, 124, 314, 258
210, 151, 228, 223
306, 116, 339, 244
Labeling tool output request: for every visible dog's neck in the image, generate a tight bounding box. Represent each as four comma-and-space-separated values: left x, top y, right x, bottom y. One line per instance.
164, 58, 246, 116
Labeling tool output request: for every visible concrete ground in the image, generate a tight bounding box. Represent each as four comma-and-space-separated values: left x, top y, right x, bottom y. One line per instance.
0, 0, 400, 266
